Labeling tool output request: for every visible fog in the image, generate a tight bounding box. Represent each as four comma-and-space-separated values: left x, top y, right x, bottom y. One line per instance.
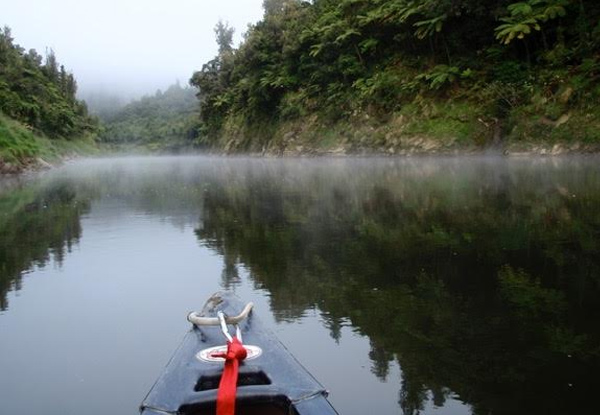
1, 0, 265, 101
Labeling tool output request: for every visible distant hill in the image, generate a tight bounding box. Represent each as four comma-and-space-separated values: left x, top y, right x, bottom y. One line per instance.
99, 82, 200, 149
79, 90, 128, 121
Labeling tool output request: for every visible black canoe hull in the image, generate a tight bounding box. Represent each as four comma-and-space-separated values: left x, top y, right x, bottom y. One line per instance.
140, 292, 338, 415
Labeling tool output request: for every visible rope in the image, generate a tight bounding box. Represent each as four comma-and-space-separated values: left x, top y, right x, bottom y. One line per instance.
187, 303, 255, 415
211, 336, 247, 415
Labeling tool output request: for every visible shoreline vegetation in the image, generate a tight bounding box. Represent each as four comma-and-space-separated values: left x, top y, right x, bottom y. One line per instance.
2, 111, 600, 176
2, 1, 600, 174
0, 113, 100, 174
185, 0, 600, 157
210, 105, 600, 157
0, 25, 98, 174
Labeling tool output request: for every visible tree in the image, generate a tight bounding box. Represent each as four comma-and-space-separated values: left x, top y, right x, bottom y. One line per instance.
44, 48, 59, 81
187, 0, 600, 149
495, 0, 568, 46
0, 26, 97, 139
214, 20, 235, 56
263, 0, 287, 16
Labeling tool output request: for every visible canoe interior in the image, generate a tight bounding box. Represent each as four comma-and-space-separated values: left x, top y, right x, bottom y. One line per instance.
180, 399, 298, 415
140, 292, 338, 415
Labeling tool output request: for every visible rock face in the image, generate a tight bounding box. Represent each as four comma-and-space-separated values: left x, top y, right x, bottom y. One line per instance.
0, 157, 55, 176
36, 158, 53, 170
0, 161, 20, 174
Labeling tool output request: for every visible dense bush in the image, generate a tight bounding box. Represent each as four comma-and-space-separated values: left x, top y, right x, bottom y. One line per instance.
99, 83, 200, 147
0, 26, 98, 140
190, 0, 600, 147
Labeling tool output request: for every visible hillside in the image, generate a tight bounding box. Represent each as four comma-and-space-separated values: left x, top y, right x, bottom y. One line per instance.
190, 0, 600, 154
0, 26, 99, 170
98, 83, 199, 151
4, 2, 600, 159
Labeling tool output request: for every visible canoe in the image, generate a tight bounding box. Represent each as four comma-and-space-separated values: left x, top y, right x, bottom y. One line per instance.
140, 292, 339, 415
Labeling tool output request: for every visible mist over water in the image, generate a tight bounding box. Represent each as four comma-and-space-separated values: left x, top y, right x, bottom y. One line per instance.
1, 155, 599, 415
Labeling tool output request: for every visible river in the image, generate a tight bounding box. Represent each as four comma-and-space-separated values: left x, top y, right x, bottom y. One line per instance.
0, 155, 599, 415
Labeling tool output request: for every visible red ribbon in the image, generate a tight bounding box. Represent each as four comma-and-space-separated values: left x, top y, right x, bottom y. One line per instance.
212, 337, 247, 415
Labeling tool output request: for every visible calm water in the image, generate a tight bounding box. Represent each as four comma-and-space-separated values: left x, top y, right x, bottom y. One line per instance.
1, 156, 599, 415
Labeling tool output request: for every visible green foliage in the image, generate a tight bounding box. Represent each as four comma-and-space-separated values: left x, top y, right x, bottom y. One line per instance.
100, 82, 199, 148
214, 20, 235, 55
353, 67, 417, 111
493, 61, 528, 84
0, 113, 40, 164
495, 0, 568, 45
499, 266, 566, 319
400, 100, 487, 143
188, 0, 600, 149
0, 112, 98, 169
416, 65, 465, 90
0, 26, 97, 141
413, 13, 447, 39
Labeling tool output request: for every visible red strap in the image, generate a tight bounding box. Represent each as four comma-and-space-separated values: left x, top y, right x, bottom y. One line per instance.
212, 337, 247, 415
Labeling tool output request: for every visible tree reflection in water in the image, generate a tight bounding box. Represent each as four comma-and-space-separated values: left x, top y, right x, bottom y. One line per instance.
1, 157, 598, 415
195, 158, 600, 415
0, 181, 89, 310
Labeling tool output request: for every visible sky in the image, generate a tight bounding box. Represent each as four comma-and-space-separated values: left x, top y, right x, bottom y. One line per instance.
1, 0, 265, 98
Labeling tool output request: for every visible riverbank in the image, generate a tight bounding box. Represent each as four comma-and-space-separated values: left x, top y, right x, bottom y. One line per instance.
0, 114, 99, 175
208, 99, 600, 157
3, 102, 600, 177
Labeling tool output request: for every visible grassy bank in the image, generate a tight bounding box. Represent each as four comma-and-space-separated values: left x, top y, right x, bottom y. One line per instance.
0, 113, 98, 174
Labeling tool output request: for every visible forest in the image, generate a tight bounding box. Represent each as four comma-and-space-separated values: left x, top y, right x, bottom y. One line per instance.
98, 82, 199, 150
0, 26, 98, 170
2, 0, 600, 166
190, 0, 600, 153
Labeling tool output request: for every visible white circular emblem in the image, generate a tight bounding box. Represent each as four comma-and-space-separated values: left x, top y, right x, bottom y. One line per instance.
196, 345, 263, 363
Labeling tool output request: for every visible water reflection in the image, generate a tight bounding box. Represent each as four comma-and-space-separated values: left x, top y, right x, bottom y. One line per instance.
193, 157, 600, 415
0, 156, 598, 415
0, 180, 89, 310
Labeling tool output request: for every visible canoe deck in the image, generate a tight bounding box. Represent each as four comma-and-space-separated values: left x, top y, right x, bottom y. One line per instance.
140, 292, 338, 415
